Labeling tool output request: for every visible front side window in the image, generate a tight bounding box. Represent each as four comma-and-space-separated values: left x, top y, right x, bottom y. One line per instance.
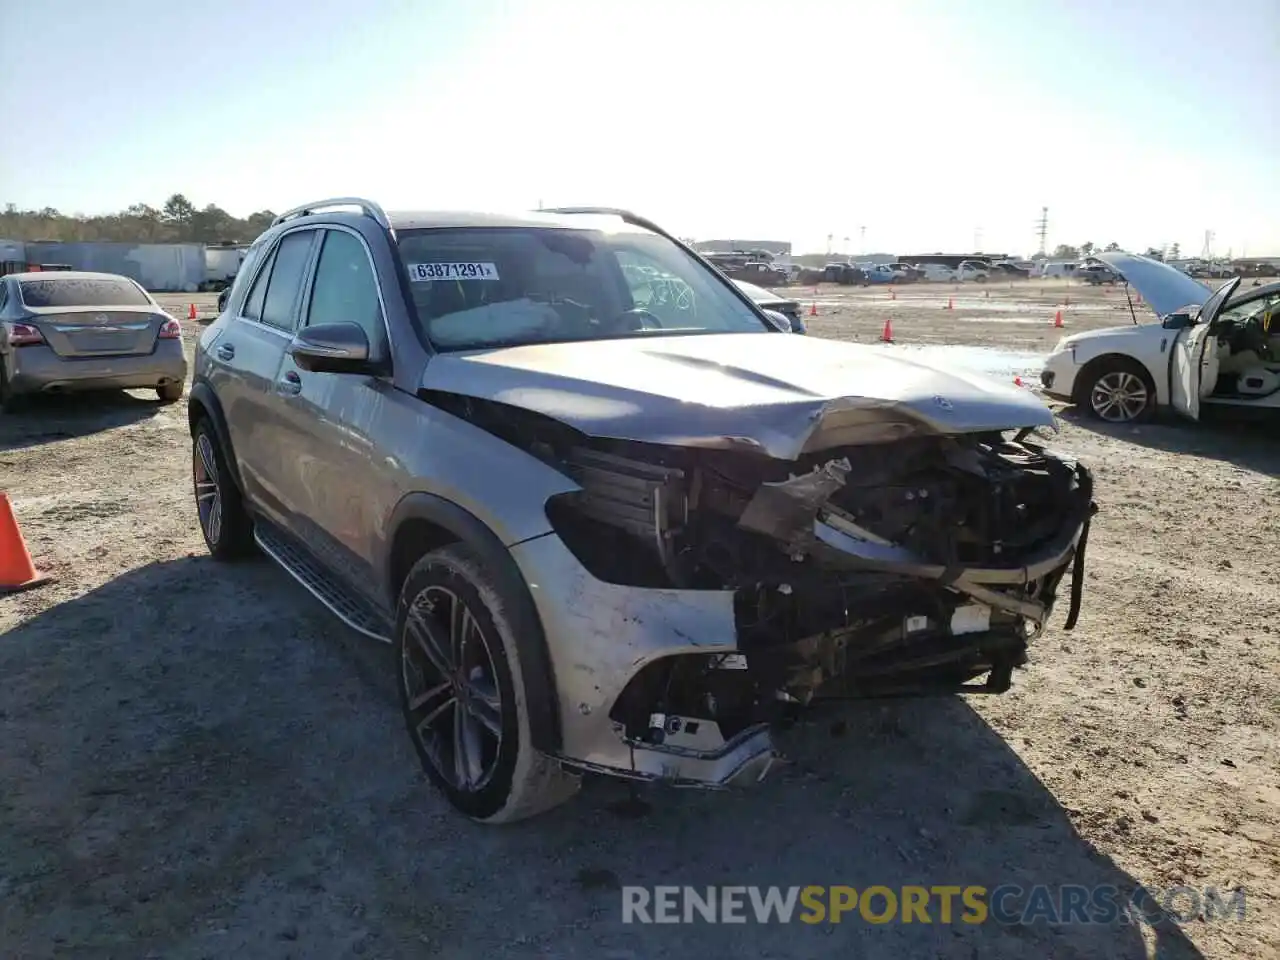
394, 223, 767, 351
19, 277, 150, 307
306, 229, 383, 342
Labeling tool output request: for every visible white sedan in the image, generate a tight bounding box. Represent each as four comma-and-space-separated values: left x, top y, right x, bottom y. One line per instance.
1041, 252, 1280, 423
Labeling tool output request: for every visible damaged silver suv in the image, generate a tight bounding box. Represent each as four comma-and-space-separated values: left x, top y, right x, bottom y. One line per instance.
188, 198, 1096, 822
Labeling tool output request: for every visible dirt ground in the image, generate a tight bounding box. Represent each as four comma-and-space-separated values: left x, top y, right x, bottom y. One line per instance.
1, 280, 1277, 959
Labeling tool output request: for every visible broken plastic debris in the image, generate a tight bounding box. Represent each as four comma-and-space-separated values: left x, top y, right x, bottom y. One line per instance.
737, 457, 852, 547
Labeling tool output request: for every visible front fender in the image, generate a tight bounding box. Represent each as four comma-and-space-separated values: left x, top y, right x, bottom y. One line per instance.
383, 492, 563, 754
1070, 335, 1170, 406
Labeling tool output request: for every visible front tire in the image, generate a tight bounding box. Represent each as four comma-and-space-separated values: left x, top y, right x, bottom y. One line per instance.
396, 544, 579, 823
1078, 359, 1155, 423
192, 419, 255, 560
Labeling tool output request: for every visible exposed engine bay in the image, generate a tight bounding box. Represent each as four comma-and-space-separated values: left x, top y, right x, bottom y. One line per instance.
425, 391, 1097, 754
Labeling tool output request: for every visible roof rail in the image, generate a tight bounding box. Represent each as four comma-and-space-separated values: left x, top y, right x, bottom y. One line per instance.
539, 206, 674, 244
270, 197, 391, 230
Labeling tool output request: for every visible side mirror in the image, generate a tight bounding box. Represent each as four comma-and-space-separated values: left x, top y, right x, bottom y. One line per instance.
761, 309, 796, 333
289, 321, 374, 373
1161, 312, 1194, 330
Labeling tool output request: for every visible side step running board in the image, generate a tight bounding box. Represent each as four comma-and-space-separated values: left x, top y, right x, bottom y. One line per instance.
255, 521, 393, 643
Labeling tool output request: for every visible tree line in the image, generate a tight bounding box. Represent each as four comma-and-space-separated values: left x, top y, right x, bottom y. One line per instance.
0, 194, 276, 245
0, 197, 1191, 264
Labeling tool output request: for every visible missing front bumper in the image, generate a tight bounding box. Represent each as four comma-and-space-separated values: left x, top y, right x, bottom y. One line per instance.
560, 722, 778, 789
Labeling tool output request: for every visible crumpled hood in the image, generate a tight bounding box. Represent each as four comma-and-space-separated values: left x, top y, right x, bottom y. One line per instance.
421, 333, 1056, 460
1097, 252, 1212, 317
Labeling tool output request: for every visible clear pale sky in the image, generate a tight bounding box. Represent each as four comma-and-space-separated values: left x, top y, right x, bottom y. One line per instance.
3, 0, 1276, 257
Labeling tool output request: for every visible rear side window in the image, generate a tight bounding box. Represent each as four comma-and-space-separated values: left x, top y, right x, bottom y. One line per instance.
224, 239, 266, 313
19, 277, 150, 307
247, 231, 314, 331
241, 246, 277, 321
306, 230, 383, 342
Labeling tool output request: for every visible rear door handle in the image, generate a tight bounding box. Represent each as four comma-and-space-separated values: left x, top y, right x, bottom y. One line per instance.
215, 343, 235, 361
276, 371, 302, 396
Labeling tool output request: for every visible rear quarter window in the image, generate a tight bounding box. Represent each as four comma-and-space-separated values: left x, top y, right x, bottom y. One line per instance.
19, 277, 151, 308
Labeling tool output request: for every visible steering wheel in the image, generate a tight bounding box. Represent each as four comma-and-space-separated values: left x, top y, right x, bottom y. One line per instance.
609, 308, 663, 332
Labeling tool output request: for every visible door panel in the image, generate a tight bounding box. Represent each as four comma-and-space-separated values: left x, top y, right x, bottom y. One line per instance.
210, 320, 293, 517
1169, 323, 1216, 421
224, 229, 320, 525
272, 227, 396, 602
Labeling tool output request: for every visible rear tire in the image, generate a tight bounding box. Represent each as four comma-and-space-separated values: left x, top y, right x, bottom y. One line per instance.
192, 419, 255, 560
396, 544, 579, 823
158, 381, 185, 403
0, 366, 22, 414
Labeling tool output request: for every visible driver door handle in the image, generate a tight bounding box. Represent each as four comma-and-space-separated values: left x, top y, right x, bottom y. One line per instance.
276, 370, 302, 396
215, 343, 235, 361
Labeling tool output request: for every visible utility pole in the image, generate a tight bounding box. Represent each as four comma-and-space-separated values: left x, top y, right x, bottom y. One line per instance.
1034, 207, 1049, 256
859, 225, 866, 253
1201, 229, 1215, 260
826, 233, 833, 256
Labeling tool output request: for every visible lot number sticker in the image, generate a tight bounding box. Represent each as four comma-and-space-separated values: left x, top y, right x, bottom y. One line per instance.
407, 262, 500, 281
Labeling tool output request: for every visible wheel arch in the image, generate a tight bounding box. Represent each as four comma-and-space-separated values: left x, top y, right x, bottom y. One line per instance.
187, 379, 245, 491
383, 492, 562, 754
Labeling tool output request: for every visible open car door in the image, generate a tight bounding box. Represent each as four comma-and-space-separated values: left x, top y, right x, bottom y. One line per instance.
1169, 278, 1240, 420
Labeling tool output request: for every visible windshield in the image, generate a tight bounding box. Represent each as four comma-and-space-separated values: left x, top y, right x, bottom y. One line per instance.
1193, 277, 1241, 326
1217, 290, 1280, 325
19, 277, 150, 308
395, 225, 768, 351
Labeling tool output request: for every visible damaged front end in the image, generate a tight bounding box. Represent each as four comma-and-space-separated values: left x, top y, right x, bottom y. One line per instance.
429, 392, 1096, 785
550, 430, 1093, 752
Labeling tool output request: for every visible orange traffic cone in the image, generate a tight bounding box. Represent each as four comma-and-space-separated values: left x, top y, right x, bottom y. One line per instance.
188, 303, 197, 320
880, 318, 894, 342
1054, 310, 1064, 328
1136, 292, 1143, 305
809, 301, 818, 317
889, 288, 896, 300
946, 297, 954, 310
1013, 376, 1024, 387
0, 493, 51, 594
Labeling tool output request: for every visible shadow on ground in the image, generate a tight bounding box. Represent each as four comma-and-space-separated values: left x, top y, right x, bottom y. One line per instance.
0, 557, 1208, 960
1061, 406, 1280, 478
0, 389, 166, 452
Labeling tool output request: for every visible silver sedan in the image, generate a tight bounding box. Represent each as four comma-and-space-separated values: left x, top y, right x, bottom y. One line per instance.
0, 271, 188, 411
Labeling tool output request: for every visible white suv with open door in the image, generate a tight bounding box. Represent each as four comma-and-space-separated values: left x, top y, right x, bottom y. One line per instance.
1041, 252, 1280, 423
